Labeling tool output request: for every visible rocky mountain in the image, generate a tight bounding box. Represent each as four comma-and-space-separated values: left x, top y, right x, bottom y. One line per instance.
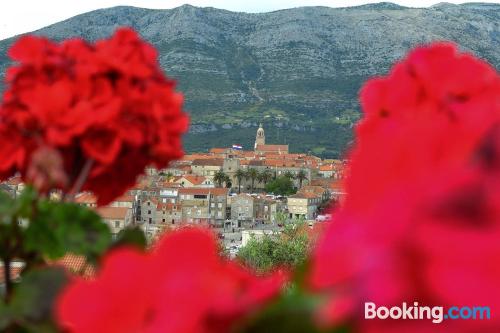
0, 2, 499, 157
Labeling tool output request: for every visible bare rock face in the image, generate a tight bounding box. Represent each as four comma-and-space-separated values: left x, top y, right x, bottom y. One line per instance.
0, 3, 498, 157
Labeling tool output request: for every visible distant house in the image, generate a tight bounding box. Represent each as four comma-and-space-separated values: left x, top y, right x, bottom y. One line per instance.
287, 192, 322, 220
191, 158, 224, 177
256, 144, 289, 155
231, 194, 257, 226
178, 188, 229, 226
96, 206, 133, 239
175, 175, 214, 188
75, 192, 97, 208
241, 229, 277, 247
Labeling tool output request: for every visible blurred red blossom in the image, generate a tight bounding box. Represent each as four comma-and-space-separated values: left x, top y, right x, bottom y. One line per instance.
309, 43, 500, 332
56, 228, 287, 333
0, 28, 188, 204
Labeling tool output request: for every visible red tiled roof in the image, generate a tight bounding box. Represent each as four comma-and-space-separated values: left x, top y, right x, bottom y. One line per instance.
330, 180, 345, 191
51, 254, 95, 278
191, 158, 224, 167
75, 192, 97, 204
319, 165, 335, 171
182, 154, 213, 161
300, 186, 328, 195
256, 144, 289, 152
96, 207, 130, 220
209, 148, 228, 154
264, 159, 303, 168
0, 263, 23, 284
289, 192, 321, 199
178, 188, 228, 196
5, 176, 23, 186
178, 175, 208, 186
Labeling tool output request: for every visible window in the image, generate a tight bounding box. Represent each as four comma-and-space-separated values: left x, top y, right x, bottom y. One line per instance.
162, 218, 166, 223
148, 210, 151, 214
171, 219, 175, 224
149, 218, 152, 224
115, 221, 120, 228
218, 203, 222, 208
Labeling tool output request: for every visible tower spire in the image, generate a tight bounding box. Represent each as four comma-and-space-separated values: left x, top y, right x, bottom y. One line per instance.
254, 123, 265, 150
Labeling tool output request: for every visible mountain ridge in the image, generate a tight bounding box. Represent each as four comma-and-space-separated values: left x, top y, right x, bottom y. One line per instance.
0, 3, 499, 157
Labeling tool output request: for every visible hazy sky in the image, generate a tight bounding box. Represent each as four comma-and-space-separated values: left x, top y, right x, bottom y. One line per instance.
0, 0, 498, 39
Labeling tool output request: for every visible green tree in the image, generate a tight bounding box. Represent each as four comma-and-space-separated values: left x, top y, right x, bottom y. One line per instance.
235, 169, 246, 193
163, 171, 174, 182
265, 176, 297, 196
224, 174, 232, 188
258, 169, 273, 186
283, 171, 295, 180
245, 168, 259, 192
296, 169, 308, 188
237, 220, 310, 273
213, 169, 228, 188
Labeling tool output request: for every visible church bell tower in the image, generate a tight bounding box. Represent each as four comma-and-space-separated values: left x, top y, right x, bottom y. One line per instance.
255, 123, 265, 150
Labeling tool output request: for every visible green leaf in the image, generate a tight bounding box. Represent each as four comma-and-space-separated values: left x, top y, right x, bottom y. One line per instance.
24, 201, 112, 262
112, 227, 147, 251
0, 300, 10, 330
8, 267, 68, 332
14, 187, 37, 219
0, 190, 15, 224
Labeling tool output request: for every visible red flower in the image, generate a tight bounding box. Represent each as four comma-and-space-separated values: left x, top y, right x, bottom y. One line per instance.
56, 228, 286, 333
0, 28, 188, 204
309, 43, 500, 332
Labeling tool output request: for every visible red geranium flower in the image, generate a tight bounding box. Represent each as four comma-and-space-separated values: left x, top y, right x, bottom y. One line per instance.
56, 228, 287, 333
0, 28, 188, 204
309, 43, 500, 332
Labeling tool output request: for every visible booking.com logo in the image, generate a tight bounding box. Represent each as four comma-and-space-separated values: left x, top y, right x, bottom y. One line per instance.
365, 302, 491, 324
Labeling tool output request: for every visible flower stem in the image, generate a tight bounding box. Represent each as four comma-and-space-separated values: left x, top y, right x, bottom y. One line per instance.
2, 257, 12, 303
66, 159, 94, 201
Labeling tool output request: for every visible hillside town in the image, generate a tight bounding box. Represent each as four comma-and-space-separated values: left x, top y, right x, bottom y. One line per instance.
1, 124, 346, 253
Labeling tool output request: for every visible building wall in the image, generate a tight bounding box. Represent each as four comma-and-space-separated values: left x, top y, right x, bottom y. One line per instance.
231, 195, 255, 222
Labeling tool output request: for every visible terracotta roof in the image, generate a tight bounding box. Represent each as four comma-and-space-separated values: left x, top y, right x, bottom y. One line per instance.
319, 165, 335, 172
75, 192, 97, 204
256, 144, 289, 152
5, 176, 23, 186
300, 186, 328, 195
191, 158, 224, 167
240, 151, 257, 158
178, 188, 228, 196
113, 194, 135, 203
310, 179, 333, 187
0, 262, 23, 284
264, 159, 303, 168
51, 254, 95, 278
182, 154, 213, 161
178, 175, 208, 186
264, 153, 303, 159
209, 148, 228, 154
330, 180, 345, 191
249, 160, 265, 166
289, 192, 321, 199
96, 207, 130, 220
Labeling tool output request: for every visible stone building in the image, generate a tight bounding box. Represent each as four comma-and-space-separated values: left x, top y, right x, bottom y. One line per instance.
178, 188, 228, 226
287, 192, 322, 220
